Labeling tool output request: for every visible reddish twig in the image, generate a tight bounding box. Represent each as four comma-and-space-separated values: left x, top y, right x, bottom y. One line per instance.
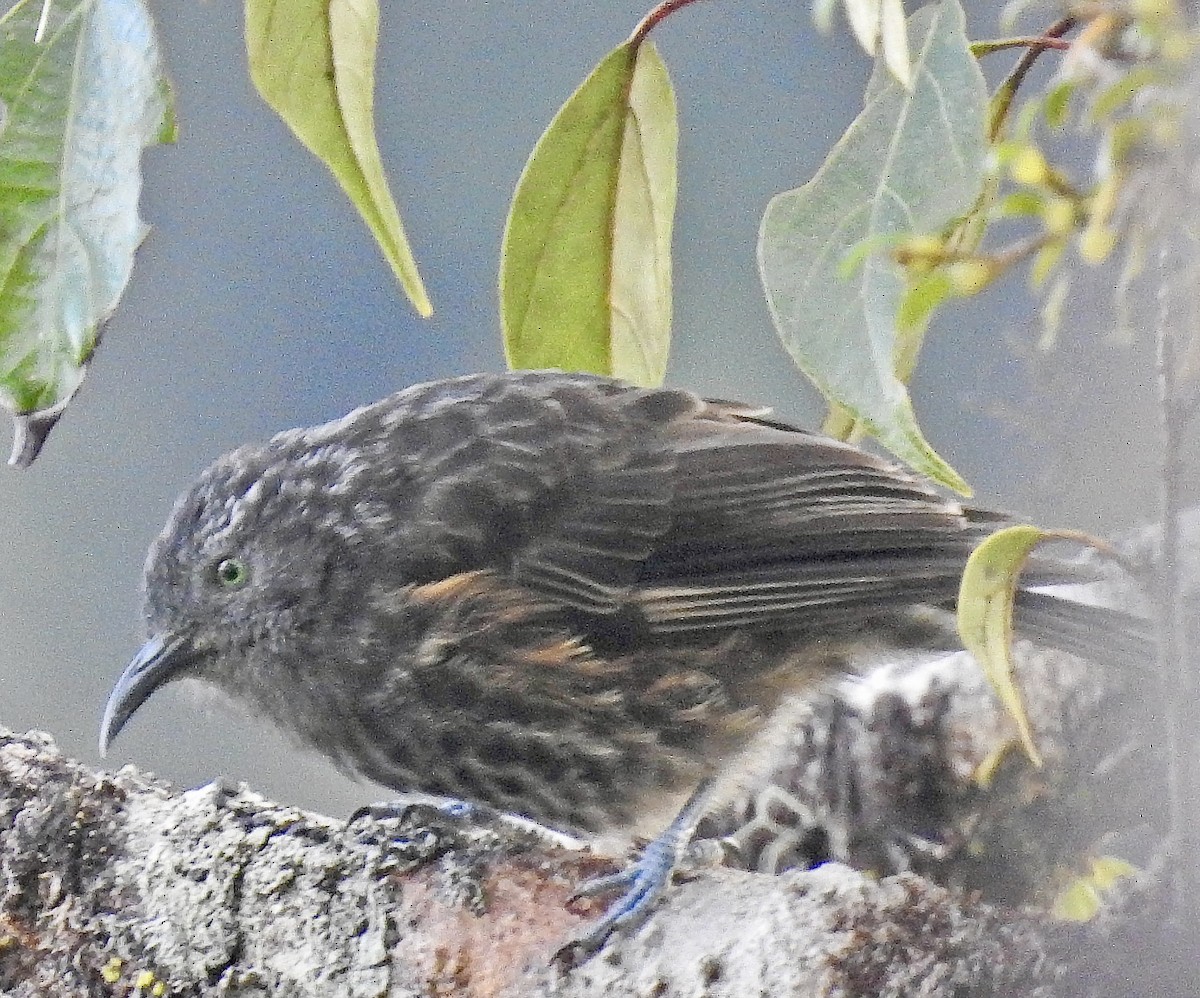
629, 0, 713, 49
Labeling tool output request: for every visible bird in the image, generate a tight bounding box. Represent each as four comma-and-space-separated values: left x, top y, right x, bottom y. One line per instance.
98, 370, 1149, 957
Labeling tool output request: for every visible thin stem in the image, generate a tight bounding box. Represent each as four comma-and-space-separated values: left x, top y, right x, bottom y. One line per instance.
988, 16, 1077, 142
972, 36, 1072, 57
991, 230, 1057, 271
629, 0, 712, 49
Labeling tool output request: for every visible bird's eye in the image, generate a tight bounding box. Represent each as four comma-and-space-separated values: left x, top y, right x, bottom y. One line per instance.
215, 558, 250, 588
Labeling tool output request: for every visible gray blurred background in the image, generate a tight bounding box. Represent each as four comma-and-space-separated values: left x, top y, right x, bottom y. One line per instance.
0, 1, 1172, 816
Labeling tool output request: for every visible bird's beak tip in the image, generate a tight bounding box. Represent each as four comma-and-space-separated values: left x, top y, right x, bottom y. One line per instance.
100, 632, 192, 752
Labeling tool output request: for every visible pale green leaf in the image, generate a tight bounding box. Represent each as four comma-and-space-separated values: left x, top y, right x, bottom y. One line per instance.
500, 41, 677, 386
1037, 274, 1070, 351
758, 0, 986, 493
0, 0, 173, 466
842, 0, 881, 55
878, 0, 911, 89
822, 0, 911, 86
245, 0, 431, 317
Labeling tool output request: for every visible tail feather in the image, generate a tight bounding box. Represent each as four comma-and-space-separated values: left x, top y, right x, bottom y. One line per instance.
1013, 589, 1153, 671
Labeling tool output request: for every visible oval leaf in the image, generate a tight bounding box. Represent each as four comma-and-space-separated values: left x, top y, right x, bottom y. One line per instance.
245, 0, 431, 317
500, 40, 678, 387
0, 0, 174, 466
758, 0, 986, 494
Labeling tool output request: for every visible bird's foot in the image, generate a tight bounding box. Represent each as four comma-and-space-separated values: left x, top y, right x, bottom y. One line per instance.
554, 779, 715, 967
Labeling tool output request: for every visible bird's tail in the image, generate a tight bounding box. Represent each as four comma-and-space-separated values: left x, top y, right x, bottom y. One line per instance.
1012, 589, 1154, 672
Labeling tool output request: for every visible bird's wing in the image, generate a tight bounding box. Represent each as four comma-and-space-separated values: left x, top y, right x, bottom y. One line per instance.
364, 372, 687, 607
631, 411, 981, 633
365, 373, 1140, 656
487, 380, 981, 633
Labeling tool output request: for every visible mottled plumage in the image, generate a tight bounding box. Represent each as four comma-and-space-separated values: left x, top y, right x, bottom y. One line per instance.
100, 371, 1146, 952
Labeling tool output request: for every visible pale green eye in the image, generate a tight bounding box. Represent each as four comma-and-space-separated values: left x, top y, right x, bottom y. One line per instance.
215, 558, 249, 588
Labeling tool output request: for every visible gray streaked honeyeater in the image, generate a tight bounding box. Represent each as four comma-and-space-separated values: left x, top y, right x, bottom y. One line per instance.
98, 370, 1148, 954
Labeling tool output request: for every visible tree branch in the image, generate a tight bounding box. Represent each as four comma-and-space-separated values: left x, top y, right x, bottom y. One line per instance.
0, 621, 1185, 995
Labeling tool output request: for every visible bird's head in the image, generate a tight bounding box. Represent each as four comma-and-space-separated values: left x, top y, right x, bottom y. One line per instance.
100, 433, 391, 754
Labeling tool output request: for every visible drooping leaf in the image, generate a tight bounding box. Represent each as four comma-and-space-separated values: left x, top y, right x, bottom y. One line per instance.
0, 0, 174, 466
836, 0, 912, 88
957, 524, 1050, 767
842, 0, 882, 59
878, 0, 912, 89
245, 0, 431, 317
957, 525, 1112, 767
500, 40, 677, 387
758, 0, 986, 494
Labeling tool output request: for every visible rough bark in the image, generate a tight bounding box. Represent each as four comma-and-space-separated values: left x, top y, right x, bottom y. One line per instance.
0, 724, 1051, 997
0, 638, 1185, 996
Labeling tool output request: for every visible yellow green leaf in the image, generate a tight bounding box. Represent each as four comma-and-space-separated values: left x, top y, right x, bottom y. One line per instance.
1031, 240, 1066, 287
245, 0, 431, 317
897, 271, 953, 338
1091, 855, 1138, 889
1053, 856, 1139, 922
500, 41, 677, 386
957, 524, 1050, 766
1054, 878, 1101, 922
958, 525, 1111, 765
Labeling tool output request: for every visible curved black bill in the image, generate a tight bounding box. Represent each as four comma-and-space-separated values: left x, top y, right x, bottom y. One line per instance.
99, 632, 193, 755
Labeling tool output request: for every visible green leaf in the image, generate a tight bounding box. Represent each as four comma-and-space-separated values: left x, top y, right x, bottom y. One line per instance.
898, 270, 953, 337
1000, 191, 1046, 218
1043, 80, 1076, 129
245, 0, 431, 317
0, 0, 173, 466
1052, 856, 1139, 922
957, 525, 1112, 767
758, 0, 986, 494
957, 524, 1050, 767
878, 0, 912, 89
840, 0, 911, 87
500, 40, 678, 387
